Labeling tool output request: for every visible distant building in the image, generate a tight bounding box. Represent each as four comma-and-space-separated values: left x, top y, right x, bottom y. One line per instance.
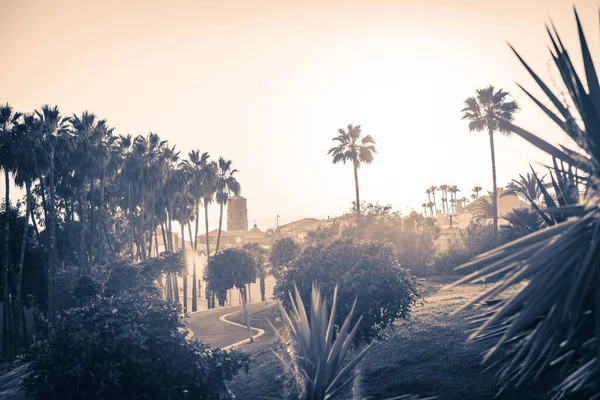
227, 195, 248, 231
434, 193, 530, 253
277, 218, 329, 241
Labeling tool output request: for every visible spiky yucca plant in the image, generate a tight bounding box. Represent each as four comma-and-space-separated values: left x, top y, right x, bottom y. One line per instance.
448, 8, 600, 399
271, 284, 370, 400
271, 285, 428, 400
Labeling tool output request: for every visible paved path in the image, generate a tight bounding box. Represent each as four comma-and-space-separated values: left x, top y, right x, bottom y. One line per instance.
184, 303, 267, 349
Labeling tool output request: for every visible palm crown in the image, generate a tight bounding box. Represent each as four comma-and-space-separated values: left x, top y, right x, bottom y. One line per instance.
461, 86, 519, 134
328, 124, 376, 167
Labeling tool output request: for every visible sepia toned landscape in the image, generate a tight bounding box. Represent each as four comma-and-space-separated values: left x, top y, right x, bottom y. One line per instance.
0, 0, 599, 399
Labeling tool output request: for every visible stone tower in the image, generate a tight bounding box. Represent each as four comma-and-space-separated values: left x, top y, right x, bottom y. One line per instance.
227, 195, 248, 231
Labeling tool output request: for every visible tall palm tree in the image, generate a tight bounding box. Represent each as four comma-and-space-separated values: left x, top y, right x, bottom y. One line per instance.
11, 113, 39, 352
36, 105, 72, 323
449, 185, 460, 213
71, 112, 110, 274
0, 104, 21, 358
462, 86, 519, 233
185, 150, 215, 311
328, 124, 376, 215
428, 185, 438, 216
472, 186, 482, 199
425, 188, 432, 207
438, 185, 448, 214
214, 157, 240, 254
172, 166, 194, 312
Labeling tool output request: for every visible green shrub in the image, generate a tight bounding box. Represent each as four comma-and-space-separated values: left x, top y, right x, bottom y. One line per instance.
24, 293, 250, 400
269, 237, 301, 277
275, 239, 418, 345
306, 204, 440, 276
206, 248, 257, 306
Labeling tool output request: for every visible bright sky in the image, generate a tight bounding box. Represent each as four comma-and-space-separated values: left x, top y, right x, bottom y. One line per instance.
1, 0, 598, 229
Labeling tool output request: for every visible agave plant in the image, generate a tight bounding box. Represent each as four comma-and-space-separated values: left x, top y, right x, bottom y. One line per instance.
270, 284, 428, 400
270, 284, 370, 400
448, 9, 600, 399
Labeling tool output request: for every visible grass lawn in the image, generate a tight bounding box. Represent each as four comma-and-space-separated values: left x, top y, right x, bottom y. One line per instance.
227, 277, 556, 400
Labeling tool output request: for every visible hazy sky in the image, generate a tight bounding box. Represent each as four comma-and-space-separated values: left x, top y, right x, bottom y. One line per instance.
1, 0, 598, 229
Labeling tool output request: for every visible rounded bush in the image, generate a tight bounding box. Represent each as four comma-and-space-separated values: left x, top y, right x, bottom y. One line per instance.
24, 293, 250, 400
274, 239, 418, 345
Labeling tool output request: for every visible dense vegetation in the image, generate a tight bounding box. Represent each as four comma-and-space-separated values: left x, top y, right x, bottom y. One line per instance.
275, 239, 418, 345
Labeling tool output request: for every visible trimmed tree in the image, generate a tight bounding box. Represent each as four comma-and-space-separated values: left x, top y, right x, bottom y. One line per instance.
242, 242, 269, 303
206, 249, 257, 340
268, 237, 301, 278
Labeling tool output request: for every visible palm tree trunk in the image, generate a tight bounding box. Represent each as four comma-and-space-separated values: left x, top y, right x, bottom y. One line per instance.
154, 229, 159, 257
128, 184, 135, 262
140, 195, 147, 261
30, 205, 40, 244
172, 273, 179, 304
240, 286, 253, 342
88, 179, 94, 271
78, 176, 87, 275
99, 173, 107, 264
181, 223, 187, 313
259, 268, 266, 303
488, 129, 499, 234
432, 193, 437, 216
160, 222, 168, 255
38, 176, 49, 228
353, 162, 360, 215
3, 168, 11, 359
188, 222, 197, 312
215, 203, 223, 254
204, 200, 212, 308
48, 149, 56, 323
14, 181, 31, 352
204, 200, 211, 259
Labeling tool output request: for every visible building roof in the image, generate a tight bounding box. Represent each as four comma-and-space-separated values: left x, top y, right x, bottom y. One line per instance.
196, 229, 238, 239
464, 193, 529, 216
279, 218, 327, 231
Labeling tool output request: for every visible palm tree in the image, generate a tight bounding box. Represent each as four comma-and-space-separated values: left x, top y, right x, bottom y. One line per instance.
428, 185, 438, 215
421, 202, 428, 216
11, 113, 39, 352
472, 186, 482, 198
185, 150, 216, 311
504, 171, 550, 205
462, 86, 519, 233
0, 104, 21, 358
36, 105, 72, 324
438, 185, 448, 213
214, 157, 240, 254
328, 124, 376, 215
446, 185, 460, 213
71, 112, 110, 274
172, 166, 194, 312
426, 201, 434, 216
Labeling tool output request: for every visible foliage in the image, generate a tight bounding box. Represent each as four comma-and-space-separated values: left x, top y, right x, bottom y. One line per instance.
306, 203, 440, 276
72, 275, 101, 305
206, 248, 257, 306
328, 124, 376, 214
272, 284, 371, 400
269, 237, 301, 277
275, 239, 418, 345
450, 10, 600, 398
242, 242, 269, 302
24, 293, 251, 400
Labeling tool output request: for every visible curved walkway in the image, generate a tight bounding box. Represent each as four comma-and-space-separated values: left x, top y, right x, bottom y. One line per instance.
185, 303, 267, 349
